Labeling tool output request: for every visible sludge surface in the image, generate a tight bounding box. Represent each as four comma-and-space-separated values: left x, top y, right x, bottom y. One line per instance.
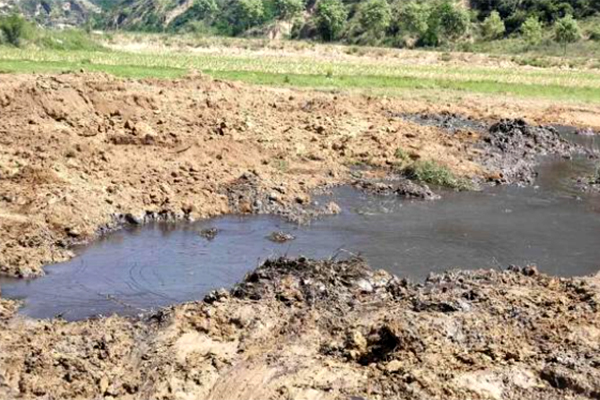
2, 149, 600, 320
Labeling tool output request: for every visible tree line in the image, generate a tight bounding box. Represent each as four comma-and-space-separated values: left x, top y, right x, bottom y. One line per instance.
157, 0, 598, 50
1, 0, 598, 52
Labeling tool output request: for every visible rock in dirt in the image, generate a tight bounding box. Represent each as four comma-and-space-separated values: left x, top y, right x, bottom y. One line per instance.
267, 231, 295, 243
199, 227, 219, 240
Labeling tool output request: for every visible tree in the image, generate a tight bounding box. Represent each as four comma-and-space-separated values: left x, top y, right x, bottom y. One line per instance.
235, 0, 265, 31
396, 2, 430, 37
0, 14, 28, 46
274, 0, 304, 20
358, 0, 392, 38
553, 14, 581, 54
481, 10, 505, 40
423, 1, 469, 46
520, 16, 543, 46
315, 0, 347, 41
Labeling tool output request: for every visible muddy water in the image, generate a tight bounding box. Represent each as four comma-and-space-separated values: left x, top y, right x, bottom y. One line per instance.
2, 132, 600, 321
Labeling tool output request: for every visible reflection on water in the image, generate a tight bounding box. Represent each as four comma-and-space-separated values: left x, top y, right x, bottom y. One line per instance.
1, 133, 599, 320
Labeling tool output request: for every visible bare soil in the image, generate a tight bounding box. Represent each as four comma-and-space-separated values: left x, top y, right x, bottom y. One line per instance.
1, 73, 600, 399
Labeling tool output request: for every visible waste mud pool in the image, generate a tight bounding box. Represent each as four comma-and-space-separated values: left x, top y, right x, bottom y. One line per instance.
1, 128, 599, 320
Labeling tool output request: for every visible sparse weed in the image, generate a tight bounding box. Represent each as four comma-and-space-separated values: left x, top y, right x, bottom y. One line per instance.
403, 160, 471, 190
394, 147, 410, 162
274, 159, 289, 172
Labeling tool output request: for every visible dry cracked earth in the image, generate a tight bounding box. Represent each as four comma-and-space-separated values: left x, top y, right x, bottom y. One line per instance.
1, 73, 600, 399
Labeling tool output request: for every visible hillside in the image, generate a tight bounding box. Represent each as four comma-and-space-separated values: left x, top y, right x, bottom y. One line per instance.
0, 0, 100, 27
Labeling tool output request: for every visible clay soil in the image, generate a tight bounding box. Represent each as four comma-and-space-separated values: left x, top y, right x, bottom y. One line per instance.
1, 73, 600, 399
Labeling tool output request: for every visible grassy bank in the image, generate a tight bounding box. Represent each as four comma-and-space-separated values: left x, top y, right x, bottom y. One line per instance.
1, 43, 600, 102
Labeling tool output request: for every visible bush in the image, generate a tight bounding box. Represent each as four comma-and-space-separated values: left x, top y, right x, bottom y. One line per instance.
520, 16, 543, 46
35, 29, 103, 51
315, 0, 347, 41
392, 1, 431, 38
481, 10, 505, 40
588, 26, 600, 41
235, 0, 265, 32
553, 14, 581, 54
0, 14, 28, 46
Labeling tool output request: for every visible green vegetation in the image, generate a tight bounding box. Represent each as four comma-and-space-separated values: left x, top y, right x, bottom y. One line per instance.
481, 11, 506, 40
315, 0, 348, 41
521, 16, 543, 46
394, 147, 409, 161
2, 0, 599, 56
82, 0, 598, 53
403, 160, 470, 190
0, 14, 28, 46
1, 44, 600, 102
554, 14, 582, 54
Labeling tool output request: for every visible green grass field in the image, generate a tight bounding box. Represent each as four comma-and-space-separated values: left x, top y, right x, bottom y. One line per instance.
2, 44, 600, 103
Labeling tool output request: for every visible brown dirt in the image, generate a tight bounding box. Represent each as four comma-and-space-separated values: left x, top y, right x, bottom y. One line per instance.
1, 73, 600, 400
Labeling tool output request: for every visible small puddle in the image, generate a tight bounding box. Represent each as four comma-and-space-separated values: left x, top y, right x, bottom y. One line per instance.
1, 129, 600, 321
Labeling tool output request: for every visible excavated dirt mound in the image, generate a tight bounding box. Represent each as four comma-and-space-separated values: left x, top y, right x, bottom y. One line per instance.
1, 257, 599, 399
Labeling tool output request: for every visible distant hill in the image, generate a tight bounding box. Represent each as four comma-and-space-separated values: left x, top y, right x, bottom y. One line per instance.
0, 0, 101, 27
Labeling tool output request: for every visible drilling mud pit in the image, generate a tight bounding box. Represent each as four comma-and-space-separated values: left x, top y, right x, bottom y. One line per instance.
2, 74, 600, 400
3, 144, 600, 320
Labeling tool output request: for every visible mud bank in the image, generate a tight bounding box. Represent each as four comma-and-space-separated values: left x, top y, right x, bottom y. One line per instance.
1, 257, 599, 399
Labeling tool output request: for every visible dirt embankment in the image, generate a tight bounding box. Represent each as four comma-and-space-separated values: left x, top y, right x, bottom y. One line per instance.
1, 257, 599, 399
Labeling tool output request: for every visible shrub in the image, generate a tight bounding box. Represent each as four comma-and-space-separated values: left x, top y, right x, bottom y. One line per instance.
481, 10, 505, 40
0, 14, 28, 47
553, 14, 581, 54
394, 147, 410, 162
520, 16, 543, 46
235, 0, 265, 32
315, 0, 347, 41
588, 26, 600, 41
392, 1, 430, 39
